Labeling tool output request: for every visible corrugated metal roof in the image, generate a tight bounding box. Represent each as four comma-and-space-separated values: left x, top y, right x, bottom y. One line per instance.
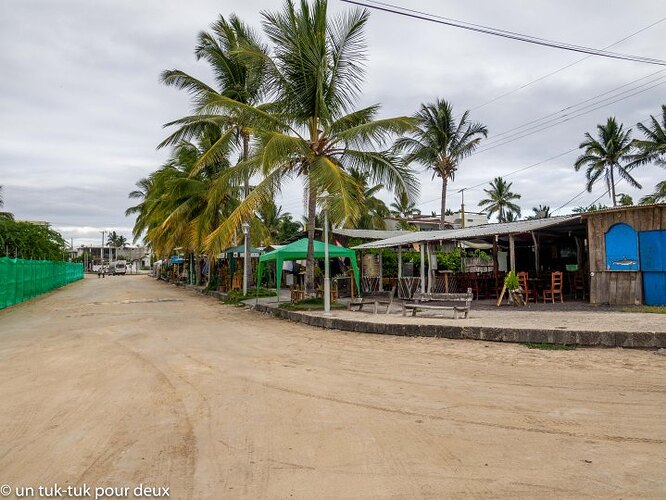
353, 215, 582, 249
331, 228, 412, 240
579, 203, 666, 217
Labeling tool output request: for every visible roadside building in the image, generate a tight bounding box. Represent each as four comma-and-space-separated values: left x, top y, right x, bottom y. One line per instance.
583, 204, 666, 306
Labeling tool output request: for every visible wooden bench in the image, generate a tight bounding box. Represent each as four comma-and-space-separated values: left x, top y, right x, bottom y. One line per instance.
402, 288, 473, 319
348, 287, 396, 314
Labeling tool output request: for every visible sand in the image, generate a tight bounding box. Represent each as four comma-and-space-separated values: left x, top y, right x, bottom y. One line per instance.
0, 275, 664, 498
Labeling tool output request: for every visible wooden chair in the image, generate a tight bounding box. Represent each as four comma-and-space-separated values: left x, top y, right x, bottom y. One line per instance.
543, 271, 564, 303
573, 272, 586, 300
518, 271, 536, 302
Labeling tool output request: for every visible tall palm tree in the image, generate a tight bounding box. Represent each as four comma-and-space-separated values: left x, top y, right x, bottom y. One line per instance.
256, 199, 294, 245
631, 104, 666, 167
160, 14, 268, 271
640, 180, 666, 204
394, 99, 487, 228
478, 177, 522, 222
574, 117, 640, 207
201, 0, 418, 296
343, 169, 389, 230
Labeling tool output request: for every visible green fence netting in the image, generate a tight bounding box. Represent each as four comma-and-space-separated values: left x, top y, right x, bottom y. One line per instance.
0, 257, 83, 310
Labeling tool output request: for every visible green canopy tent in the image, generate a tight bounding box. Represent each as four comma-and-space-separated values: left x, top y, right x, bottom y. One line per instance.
256, 238, 360, 298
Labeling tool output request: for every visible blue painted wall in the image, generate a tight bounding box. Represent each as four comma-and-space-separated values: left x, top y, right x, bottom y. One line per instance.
604, 223, 639, 271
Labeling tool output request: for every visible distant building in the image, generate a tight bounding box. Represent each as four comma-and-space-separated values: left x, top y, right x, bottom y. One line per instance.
385, 211, 487, 231
77, 245, 151, 270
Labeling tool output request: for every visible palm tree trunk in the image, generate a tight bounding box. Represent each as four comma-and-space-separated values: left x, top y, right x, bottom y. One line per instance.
609, 164, 617, 206
440, 177, 448, 229
305, 175, 317, 298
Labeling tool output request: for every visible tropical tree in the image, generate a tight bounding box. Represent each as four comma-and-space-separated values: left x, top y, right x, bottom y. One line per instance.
159, 14, 269, 271
572, 203, 608, 214
343, 169, 389, 230
0, 219, 67, 260
631, 104, 666, 167
394, 99, 487, 229
106, 231, 128, 248
527, 204, 551, 219
574, 117, 640, 206
256, 199, 298, 244
390, 191, 421, 230
478, 177, 522, 222
639, 180, 666, 204
201, 0, 418, 296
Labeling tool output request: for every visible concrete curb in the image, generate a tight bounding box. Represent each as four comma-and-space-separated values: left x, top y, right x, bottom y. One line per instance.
159, 279, 664, 348
252, 303, 666, 349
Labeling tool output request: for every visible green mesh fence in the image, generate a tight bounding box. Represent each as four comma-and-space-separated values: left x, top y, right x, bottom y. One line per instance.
0, 257, 84, 310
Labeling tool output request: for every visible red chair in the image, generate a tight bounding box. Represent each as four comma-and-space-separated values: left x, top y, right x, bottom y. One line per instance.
543, 271, 564, 303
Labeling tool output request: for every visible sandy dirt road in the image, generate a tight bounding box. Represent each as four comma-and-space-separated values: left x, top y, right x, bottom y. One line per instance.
0, 275, 665, 499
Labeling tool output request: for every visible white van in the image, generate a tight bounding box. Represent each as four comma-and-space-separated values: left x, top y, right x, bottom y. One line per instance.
109, 260, 127, 275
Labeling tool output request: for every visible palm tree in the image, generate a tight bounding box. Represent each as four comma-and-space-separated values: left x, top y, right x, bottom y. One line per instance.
528, 204, 551, 219
640, 180, 666, 204
343, 169, 389, 230
256, 199, 294, 244
106, 231, 128, 248
574, 117, 640, 207
394, 99, 487, 229
478, 177, 522, 222
160, 14, 268, 272
201, 0, 418, 296
390, 191, 421, 230
631, 105, 666, 167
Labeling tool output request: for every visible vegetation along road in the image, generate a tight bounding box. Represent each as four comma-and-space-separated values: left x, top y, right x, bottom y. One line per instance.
1, 275, 665, 498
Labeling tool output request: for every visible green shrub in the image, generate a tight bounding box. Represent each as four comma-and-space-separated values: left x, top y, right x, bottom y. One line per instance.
225, 287, 276, 304
504, 271, 519, 291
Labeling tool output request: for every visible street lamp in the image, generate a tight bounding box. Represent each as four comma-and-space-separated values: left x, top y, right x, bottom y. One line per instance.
242, 222, 250, 296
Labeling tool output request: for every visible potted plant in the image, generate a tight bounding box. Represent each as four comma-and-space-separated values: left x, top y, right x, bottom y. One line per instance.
504, 271, 524, 306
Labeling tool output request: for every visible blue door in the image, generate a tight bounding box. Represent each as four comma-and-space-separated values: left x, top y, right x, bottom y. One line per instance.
639, 230, 666, 306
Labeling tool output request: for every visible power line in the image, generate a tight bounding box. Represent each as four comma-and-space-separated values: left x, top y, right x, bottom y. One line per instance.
471, 78, 666, 155
471, 17, 666, 111
340, 0, 666, 66
483, 70, 666, 145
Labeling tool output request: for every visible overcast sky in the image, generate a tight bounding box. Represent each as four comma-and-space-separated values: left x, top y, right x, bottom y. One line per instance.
1, 0, 664, 246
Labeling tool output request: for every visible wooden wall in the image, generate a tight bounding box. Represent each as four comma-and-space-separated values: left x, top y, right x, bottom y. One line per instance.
587, 205, 666, 305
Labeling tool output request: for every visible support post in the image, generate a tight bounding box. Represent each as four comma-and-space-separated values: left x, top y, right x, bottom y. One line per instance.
378, 250, 383, 291
531, 231, 540, 272
426, 242, 433, 293
420, 243, 426, 293
509, 234, 516, 272
397, 246, 402, 279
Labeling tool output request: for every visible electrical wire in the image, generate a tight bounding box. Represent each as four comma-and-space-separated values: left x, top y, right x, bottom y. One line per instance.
340, 0, 666, 66
471, 17, 666, 111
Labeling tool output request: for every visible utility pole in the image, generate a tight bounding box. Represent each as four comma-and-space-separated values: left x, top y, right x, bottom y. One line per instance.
458, 188, 467, 228
100, 231, 105, 266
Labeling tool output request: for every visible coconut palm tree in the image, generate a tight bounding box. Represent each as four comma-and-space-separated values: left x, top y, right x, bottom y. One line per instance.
528, 204, 551, 219
106, 231, 128, 248
631, 105, 666, 167
343, 169, 389, 230
201, 0, 418, 296
256, 199, 295, 245
394, 99, 487, 229
478, 177, 522, 222
160, 14, 269, 272
640, 180, 666, 204
390, 191, 421, 230
574, 117, 640, 207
